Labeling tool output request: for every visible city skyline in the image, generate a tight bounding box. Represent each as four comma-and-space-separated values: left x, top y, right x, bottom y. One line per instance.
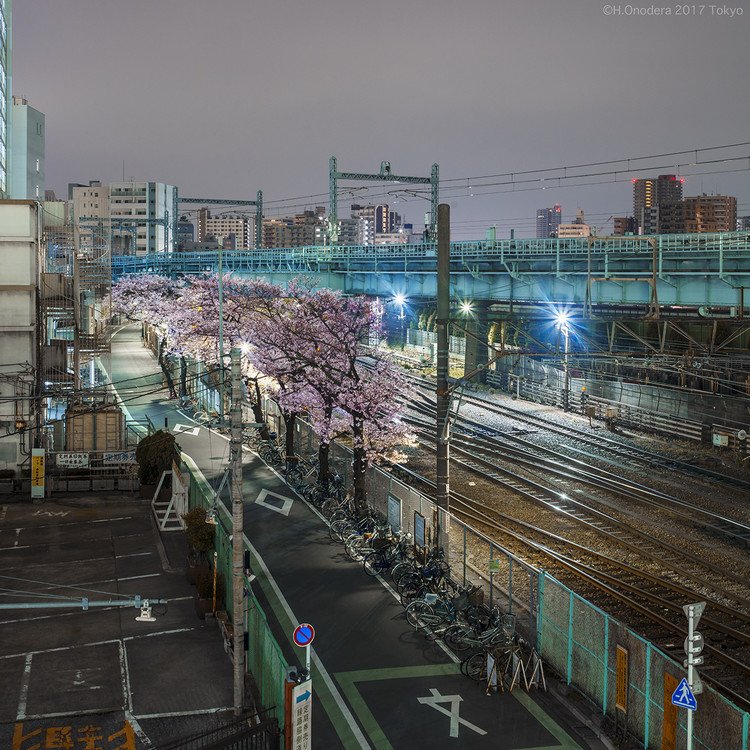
11, 0, 750, 238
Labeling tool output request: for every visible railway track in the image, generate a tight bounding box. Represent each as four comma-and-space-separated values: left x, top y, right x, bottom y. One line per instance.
393, 464, 750, 712
401, 369, 750, 495
400, 392, 750, 549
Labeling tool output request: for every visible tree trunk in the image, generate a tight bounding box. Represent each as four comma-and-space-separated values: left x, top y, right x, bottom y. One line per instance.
158, 337, 177, 398
317, 405, 333, 485
283, 411, 297, 466
351, 416, 368, 514
179, 356, 188, 399
318, 441, 330, 486
249, 379, 270, 440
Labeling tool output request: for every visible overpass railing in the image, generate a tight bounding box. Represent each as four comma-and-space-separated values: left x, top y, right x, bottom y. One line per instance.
111, 231, 750, 279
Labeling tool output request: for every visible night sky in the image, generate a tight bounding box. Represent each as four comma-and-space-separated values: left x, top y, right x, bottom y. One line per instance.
12, 0, 750, 238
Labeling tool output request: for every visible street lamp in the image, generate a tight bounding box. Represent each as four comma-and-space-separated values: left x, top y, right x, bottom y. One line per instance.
393, 293, 407, 349
555, 312, 571, 411
460, 300, 474, 316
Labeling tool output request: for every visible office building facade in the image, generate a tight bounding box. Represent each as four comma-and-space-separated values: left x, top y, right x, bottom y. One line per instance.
197, 208, 252, 249
72, 181, 176, 255
10, 96, 43, 199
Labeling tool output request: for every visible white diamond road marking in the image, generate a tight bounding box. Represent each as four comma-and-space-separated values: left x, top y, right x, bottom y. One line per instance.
173, 423, 200, 436
417, 688, 487, 738
254, 489, 294, 516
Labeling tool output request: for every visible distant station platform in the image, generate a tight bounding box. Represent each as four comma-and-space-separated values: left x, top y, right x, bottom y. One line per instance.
101, 325, 601, 748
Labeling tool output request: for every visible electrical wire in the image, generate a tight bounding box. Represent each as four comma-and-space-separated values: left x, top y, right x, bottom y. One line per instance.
0, 574, 124, 599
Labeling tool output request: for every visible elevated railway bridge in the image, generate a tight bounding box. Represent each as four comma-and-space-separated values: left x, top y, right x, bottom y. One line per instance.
112, 231, 750, 315
110, 231, 750, 421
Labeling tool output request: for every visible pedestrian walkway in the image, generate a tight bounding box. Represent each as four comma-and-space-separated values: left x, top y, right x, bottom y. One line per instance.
110, 324, 606, 749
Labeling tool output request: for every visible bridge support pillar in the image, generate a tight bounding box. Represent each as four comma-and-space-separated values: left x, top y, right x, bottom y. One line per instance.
463, 304, 489, 384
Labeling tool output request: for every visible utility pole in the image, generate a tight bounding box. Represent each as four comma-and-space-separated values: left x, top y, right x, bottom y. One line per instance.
229, 347, 245, 716
435, 204, 450, 549
218, 248, 226, 425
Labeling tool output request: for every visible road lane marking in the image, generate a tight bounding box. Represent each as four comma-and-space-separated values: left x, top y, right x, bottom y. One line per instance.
16, 653, 33, 720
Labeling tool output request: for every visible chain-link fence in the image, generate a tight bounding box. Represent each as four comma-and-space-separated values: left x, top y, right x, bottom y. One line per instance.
539, 573, 750, 750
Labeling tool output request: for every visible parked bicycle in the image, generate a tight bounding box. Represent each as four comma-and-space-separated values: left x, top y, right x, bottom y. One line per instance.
363, 531, 413, 577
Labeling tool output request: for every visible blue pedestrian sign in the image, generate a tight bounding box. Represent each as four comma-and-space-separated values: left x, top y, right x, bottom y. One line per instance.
293, 623, 315, 648
672, 678, 698, 711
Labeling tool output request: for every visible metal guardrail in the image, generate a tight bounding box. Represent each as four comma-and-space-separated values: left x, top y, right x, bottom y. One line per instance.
159, 709, 280, 750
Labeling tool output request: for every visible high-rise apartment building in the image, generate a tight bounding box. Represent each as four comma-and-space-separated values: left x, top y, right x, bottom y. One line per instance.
613, 216, 637, 236
0, 0, 11, 198
683, 195, 737, 233
10, 96, 43, 199
738, 216, 750, 231
536, 205, 562, 238
197, 208, 252, 249
72, 181, 176, 255
632, 174, 683, 234
349, 203, 405, 243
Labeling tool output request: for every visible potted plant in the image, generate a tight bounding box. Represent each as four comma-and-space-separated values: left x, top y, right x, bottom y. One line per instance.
136, 430, 180, 497
182, 507, 215, 584
195, 568, 225, 620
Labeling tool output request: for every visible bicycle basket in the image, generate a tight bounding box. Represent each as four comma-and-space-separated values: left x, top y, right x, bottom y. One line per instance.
424, 593, 439, 605
372, 537, 391, 551
468, 588, 485, 607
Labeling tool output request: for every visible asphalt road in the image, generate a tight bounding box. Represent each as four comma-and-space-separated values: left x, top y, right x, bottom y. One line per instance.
108, 324, 601, 749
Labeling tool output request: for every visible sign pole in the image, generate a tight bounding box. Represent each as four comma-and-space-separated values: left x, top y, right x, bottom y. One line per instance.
230, 347, 245, 716
305, 643, 311, 675
686, 609, 694, 750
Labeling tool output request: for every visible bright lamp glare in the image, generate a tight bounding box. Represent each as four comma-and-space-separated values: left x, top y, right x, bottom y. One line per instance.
555, 311, 569, 325
393, 293, 407, 306
460, 301, 473, 315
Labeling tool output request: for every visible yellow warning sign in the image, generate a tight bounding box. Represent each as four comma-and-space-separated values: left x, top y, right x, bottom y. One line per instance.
31, 448, 45, 499
615, 645, 628, 713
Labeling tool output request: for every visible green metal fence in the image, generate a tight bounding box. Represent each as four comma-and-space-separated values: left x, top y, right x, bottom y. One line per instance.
184, 457, 287, 722
538, 572, 750, 750
287, 411, 750, 750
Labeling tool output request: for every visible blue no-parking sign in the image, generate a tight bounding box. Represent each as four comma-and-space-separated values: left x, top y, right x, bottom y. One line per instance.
293, 623, 315, 648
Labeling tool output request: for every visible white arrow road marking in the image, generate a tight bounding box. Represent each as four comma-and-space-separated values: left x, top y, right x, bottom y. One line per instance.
255, 489, 294, 516
417, 688, 487, 738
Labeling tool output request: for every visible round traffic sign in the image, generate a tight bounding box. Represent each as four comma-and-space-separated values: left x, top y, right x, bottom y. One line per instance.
293, 623, 315, 647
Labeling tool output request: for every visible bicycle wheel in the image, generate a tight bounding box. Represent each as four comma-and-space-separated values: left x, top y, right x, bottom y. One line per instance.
405, 600, 435, 629
363, 550, 388, 577
329, 518, 350, 542
444, 624, 473, 652
345, 536, 367, 562
399, 581, 425, 607
286, 468, 304, 488
461, 652, 487, 682
391, 561, 415, 586
321, 499, 342, 520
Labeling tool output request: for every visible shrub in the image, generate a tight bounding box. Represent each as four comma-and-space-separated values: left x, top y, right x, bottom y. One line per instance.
136, 430, 180, 485
195, 568, 226, 606
182, 506, 215, 557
